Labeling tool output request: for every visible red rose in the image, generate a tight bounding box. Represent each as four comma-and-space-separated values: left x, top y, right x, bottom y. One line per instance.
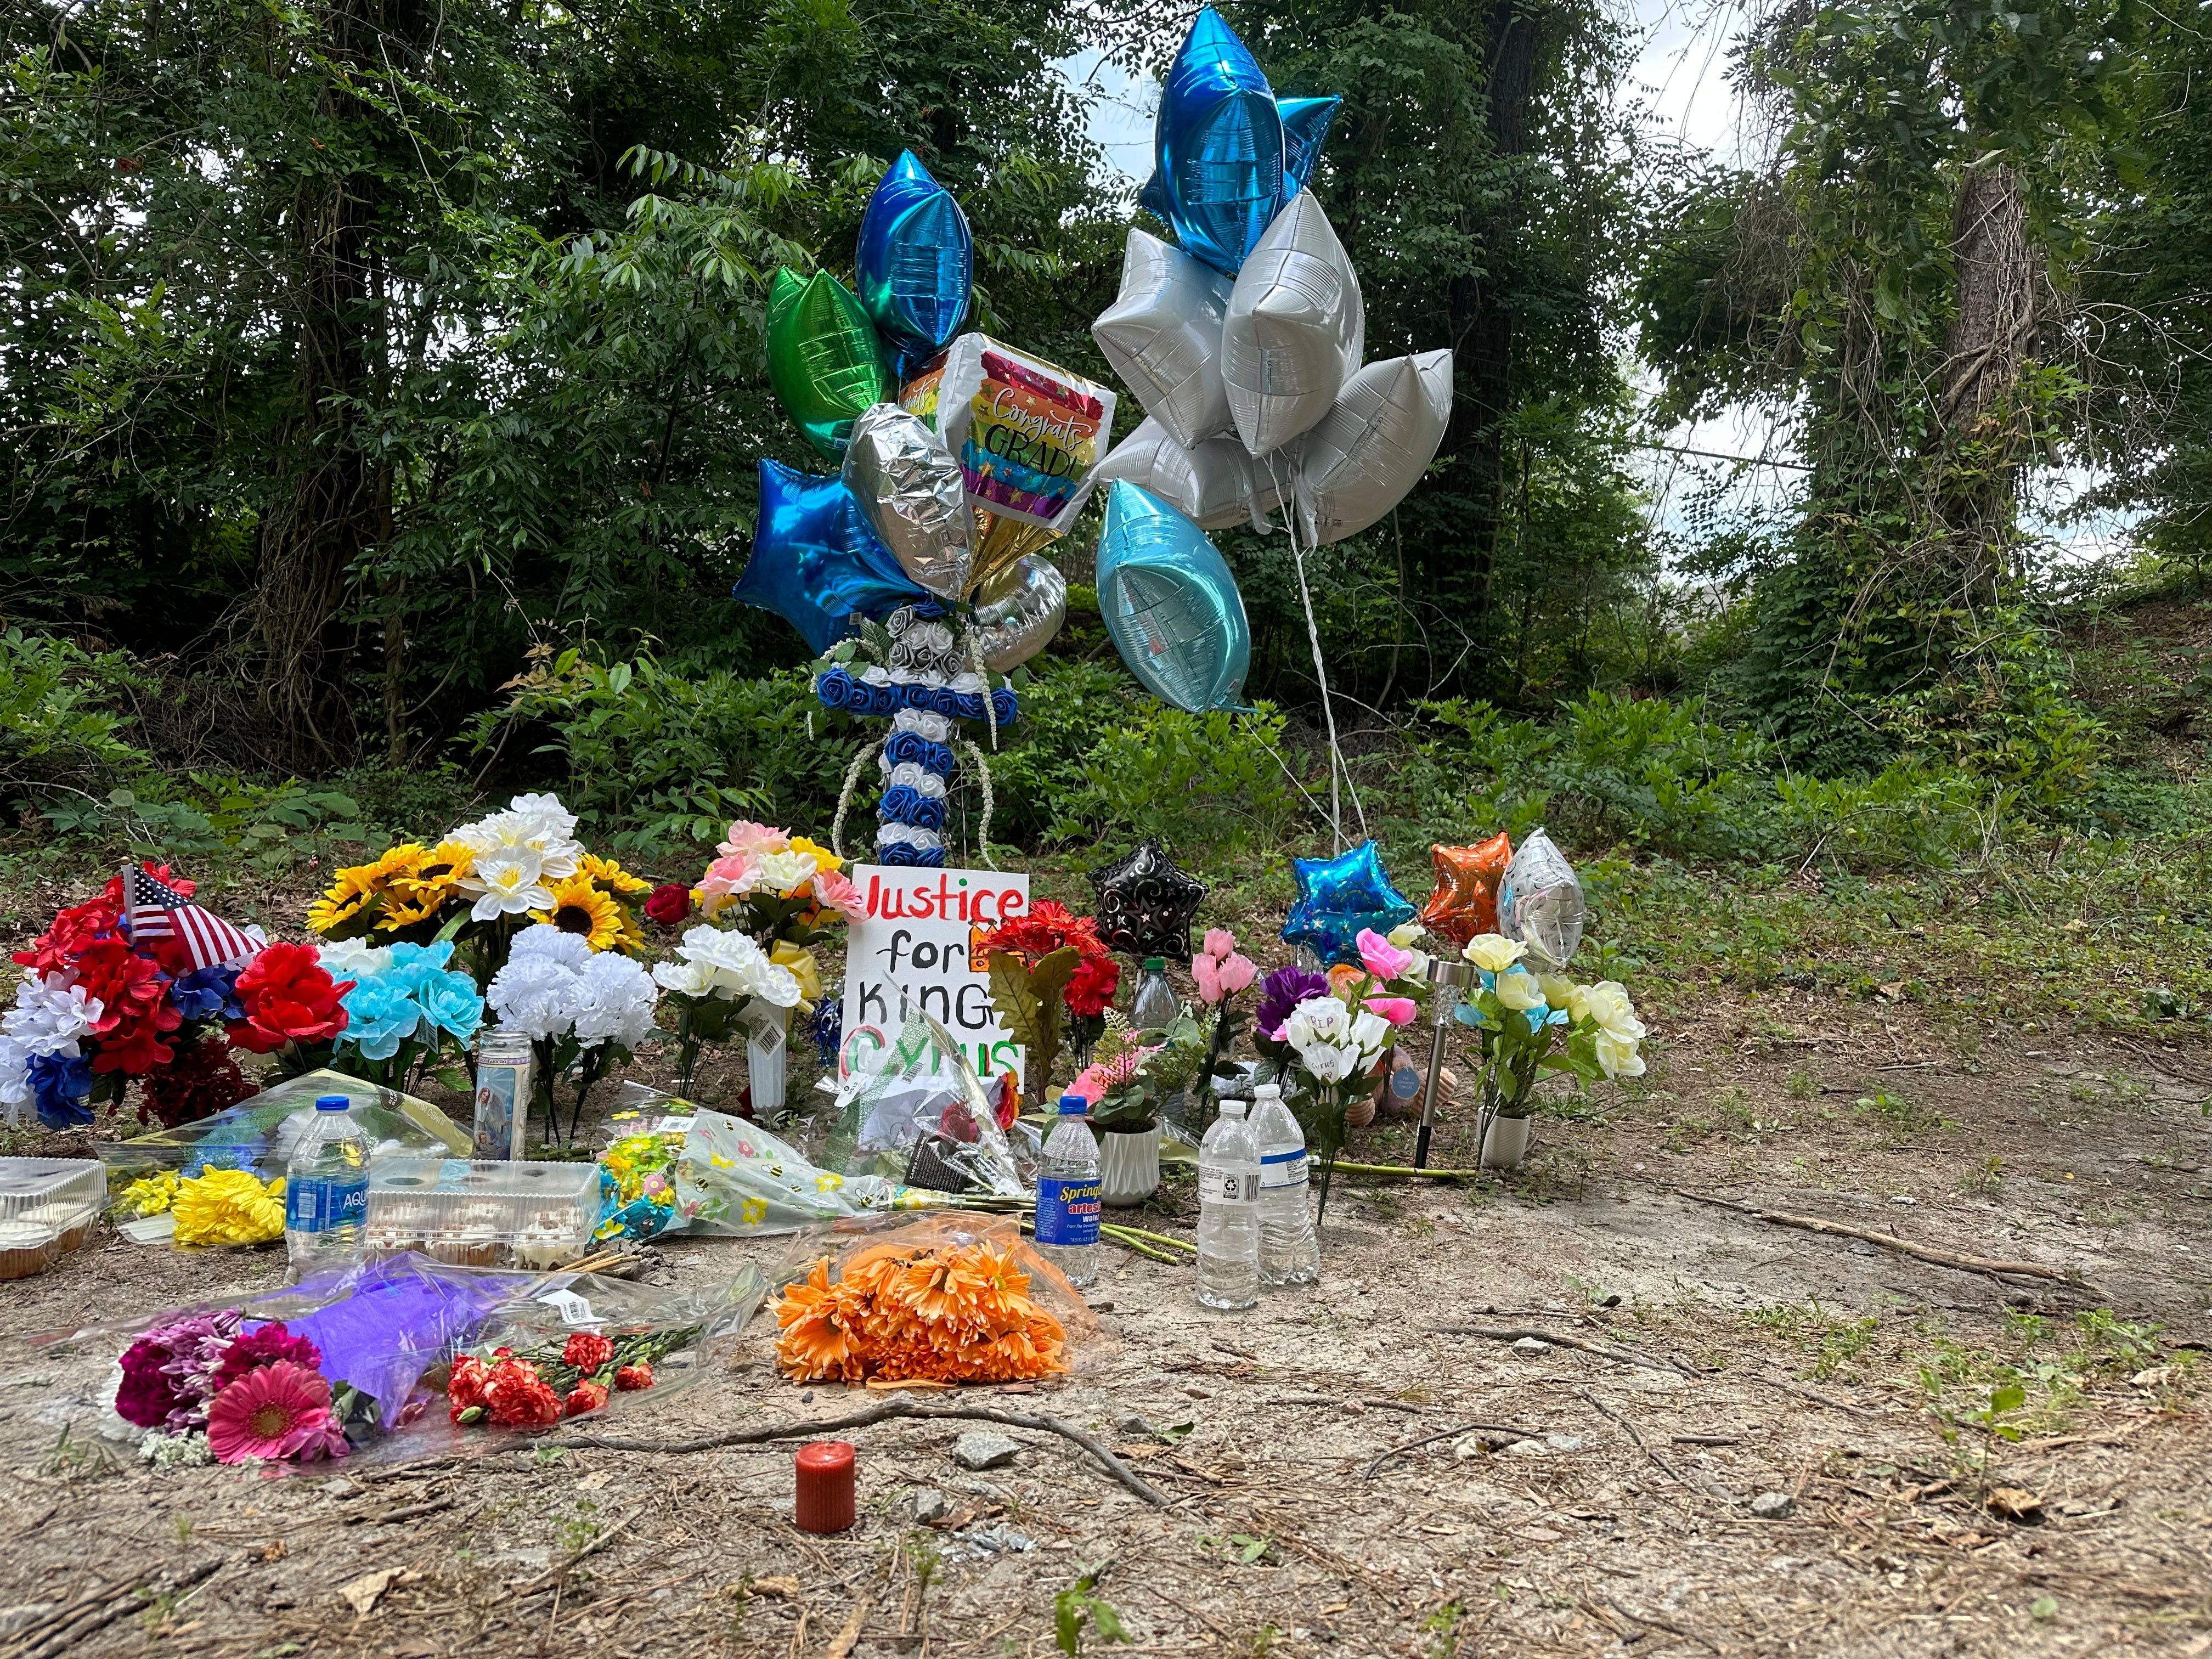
612, 1362, 654, 1392
563, 1381, 610, 1418
448, 1355, 491, 1424
644, 884, 691, 929
484, 1357, 562, 1426
227, 942, 351, 1054
562, 1332, 614, 1374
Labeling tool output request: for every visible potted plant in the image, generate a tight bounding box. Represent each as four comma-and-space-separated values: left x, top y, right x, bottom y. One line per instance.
1454, 934, 1648, 1168
1068, 1006, 1212, 1206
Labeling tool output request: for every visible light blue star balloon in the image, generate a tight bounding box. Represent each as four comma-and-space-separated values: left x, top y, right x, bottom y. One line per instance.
855, 151, 974, 376
1282, 840, 1418, 967
1157, 8, 1285, 275
733, 460, 928, 656
1095, 480, 1251, 713
1279, 95, 1342, 194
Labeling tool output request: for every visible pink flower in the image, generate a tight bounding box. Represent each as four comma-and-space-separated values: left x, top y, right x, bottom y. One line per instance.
1215, 951, 1257, 995
206, 1361, 342, 1464
1357, 929, 1413, 982
716, 821, 788, 859
810, 867, 867, 922
1365, 996, 1419, 1026
1201, 928, 1238, 960
696, 854, 760, 915
1193, 953, 1223, 1003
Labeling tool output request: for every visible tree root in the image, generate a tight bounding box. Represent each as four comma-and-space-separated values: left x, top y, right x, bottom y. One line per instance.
555, 1400, 1169, 1506
1673, 1187, 2100, 1290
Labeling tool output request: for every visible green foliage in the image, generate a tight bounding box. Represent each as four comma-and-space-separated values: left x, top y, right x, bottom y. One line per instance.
35, 777, 371, 873
1053, 1564, 1127, 1656
0, 629, 151, 800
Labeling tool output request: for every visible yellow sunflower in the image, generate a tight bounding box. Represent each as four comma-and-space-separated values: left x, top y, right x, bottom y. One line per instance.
381, 838, 476, 928
789, 836, 842, 874
580, 853, 652, 895
612, 903, 648, 957
532, 874, 622, 950
306, 844, 419, 935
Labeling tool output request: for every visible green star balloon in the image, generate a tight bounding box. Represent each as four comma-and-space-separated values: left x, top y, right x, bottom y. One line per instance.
766, 268, 891, 461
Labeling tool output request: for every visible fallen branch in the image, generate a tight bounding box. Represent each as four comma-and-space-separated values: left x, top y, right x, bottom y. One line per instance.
1605, 1596, 1724, 1654
1673, 1188, 2097, 1289
1582, 1388, 1734, 1507
1751, 1372, 1893, 1423
1363, 1419, 1549, 1480
556, 1401, 1168, 1507
1433, 1324, 1692, 1376
7, 1558, 223, 1659
1331, 1160, 1483, 1182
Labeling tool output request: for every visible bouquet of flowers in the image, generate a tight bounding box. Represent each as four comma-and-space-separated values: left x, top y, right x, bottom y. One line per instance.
306, 793, 652, 984
1190, 926, 1260, 1099
979, 901, 1121, 1103
596, 1119, 690, 1241
771, 1237, 1068, 1386
447, 1328, 674, 1427
1254, 926, 1429, 1215
116, 1313, 377, 1466
315, 939, 485, 1092
486, 925, 658, 1143
2, 864, 348, 1130
694, 821, 865, 951
648, 925, 802, 1096
1454, 933, 1647, 1145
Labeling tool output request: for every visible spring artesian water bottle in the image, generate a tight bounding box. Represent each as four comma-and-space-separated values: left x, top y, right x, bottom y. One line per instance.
1132, 957, 1177, 1035
1249, 1082, 1320, 1285
1035, 1094, 1101, 1288
285, 1094, 370, 1279
1196, 1097, 1259, 1310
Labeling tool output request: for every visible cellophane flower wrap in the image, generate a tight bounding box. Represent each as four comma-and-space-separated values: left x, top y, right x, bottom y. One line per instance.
816, 1011, 1029, 1199
1454, 932, 1647, 1132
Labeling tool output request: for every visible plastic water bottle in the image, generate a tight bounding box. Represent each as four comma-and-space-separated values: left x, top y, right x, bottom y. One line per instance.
1035, 1094, 1101, 1288
1249, 1083, 1320, 1286
285, 1094, 370, 1279
1196, 1097, 1259, 1311
1132, 957, 1177, 1035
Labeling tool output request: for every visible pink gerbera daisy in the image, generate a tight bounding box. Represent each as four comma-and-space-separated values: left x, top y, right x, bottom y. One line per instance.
206, 1361, 342, 1464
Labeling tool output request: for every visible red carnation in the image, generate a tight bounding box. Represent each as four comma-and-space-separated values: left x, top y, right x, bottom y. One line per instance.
484, 1357, 562, 1426
448, 1355, 491, 1423
562, 1331, 614, 1374
14, 895, 123, 975
227, 942, 351, 1054
613, 1362, 654, 1392
644, 884, 691, 929
563, 1381, 610, 1418
1064, 955, 1121, 1019
211, 1321, 324, 1392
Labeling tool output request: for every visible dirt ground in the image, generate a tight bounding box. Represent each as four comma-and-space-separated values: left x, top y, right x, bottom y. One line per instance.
1, 986, 2209, 1659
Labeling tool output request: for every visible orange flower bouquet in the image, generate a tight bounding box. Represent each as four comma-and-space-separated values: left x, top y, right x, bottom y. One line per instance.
772, 1237, 1069, 1386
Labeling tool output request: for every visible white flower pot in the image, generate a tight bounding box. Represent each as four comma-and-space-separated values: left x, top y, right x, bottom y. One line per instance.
1480, 1114, 1533, 1170
1098, 1126, 1162, 1207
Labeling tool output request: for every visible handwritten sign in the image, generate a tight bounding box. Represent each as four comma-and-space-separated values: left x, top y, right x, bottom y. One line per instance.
839, 865, 1030, 1083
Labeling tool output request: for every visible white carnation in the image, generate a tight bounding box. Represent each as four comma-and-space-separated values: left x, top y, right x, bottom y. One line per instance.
573, 954, 657, 1049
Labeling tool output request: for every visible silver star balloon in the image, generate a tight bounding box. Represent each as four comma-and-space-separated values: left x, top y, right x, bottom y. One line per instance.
1093, 415, 1283, 533
1092, 229, 1235, 450
1295, 351, 1454, 545
841, 402, 974, 598
1221, 191, 1364, 458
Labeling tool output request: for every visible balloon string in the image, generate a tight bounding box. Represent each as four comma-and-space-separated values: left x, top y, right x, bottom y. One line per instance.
1269, 461, 1364, 851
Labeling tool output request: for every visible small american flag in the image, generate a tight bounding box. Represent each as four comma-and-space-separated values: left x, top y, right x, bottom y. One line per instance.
123, 866, 263, 972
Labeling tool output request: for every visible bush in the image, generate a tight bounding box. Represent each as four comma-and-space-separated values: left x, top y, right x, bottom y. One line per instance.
0, 628, 151, 808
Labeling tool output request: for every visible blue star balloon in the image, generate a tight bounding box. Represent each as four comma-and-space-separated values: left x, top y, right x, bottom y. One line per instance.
1279, 95, 1342, 194
1158, 8, 1285, 275
855, 150, 973, 376
733, 460, 928, 655
1282, 840, 1418, 967
1138, 165, 1173, 225
1095, 480, 1251, 713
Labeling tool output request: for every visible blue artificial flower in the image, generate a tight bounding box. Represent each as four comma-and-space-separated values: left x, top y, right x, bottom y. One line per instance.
29, 1053, 93, 1130
170, 964, 245, 1023
383, 941, 458, 996
413, 968, 484, 1045
339, 975, 425, 1062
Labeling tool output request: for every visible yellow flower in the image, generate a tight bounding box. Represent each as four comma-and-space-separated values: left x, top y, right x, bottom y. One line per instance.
1493, 969, 1547, 1012
1386, 921, 1425, 949
580, 853, 652, 895
1537, 973, 1577, 1011
119, 1171, 180, 1217
788, 836, 842, 876
381, 839, 476, 927
612, 902, 648, 958
1463, 933, 1528, 973
171, 1170, 286, 1248
770, 941, 823, 1005
814, 1171, 844, 1193
739, 1196, 770, 1226
307, 865, 382, 934
532, 874, 622, 951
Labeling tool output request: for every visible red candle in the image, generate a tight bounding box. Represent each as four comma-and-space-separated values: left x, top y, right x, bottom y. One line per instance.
794, 1439, 857, 1534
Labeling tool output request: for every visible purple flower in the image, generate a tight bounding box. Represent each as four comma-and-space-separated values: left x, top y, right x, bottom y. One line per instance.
170, 965, 245, 1023
1255, 966, 1330, 1041
153, 1309, 244, 1431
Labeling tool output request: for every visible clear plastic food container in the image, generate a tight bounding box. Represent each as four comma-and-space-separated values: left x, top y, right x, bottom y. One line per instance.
364, 1158, 603, 1269
0, 1159, 104, 1280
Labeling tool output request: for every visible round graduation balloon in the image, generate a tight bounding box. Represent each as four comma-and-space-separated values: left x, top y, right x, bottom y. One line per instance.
840, 402, 973, 598
929, 334, 1118, 533
971, 554, 1068, 672
1295, 349, 1454, 544
1092, 229, 1235, 450
1221, 191, 1364, 457
1158, 8, 1286, 276
1094, 416, 1280, 533
1094, 479, 1251, 713
1279, 95, 1342, 196
855, 151, 973, 376
733, 460, 927, 656
766, 268, 891, 461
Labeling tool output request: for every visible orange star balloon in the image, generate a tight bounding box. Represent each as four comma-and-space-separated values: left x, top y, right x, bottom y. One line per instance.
1419, 833, 1513, 945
